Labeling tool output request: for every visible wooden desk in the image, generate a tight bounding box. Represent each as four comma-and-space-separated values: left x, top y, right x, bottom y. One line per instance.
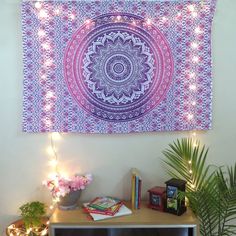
49, 202, 199, 236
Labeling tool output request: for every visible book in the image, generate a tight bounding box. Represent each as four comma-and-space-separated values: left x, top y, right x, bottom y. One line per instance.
131, 168, 142, 209
88, 196, 122, 211
138, 178, 142, 209
83, 203, 132, 221
84, 202, 123, 216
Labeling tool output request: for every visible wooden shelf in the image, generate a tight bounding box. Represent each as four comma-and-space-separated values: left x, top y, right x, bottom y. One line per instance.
49, 201, 199, 236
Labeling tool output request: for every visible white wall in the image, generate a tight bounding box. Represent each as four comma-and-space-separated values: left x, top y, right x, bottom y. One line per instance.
0, 0, 236, 234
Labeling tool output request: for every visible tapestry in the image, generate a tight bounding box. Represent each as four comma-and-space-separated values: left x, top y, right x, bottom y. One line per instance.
22, 0, 217, 133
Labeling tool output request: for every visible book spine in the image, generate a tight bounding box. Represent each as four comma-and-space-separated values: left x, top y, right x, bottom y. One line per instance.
135, 175, 139, 209
138, 178, 142, 209
131, 174, 135, 209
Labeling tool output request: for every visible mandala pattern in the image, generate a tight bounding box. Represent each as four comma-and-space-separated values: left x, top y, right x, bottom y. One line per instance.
21, 0, 217, 133
64, 13, 173, 122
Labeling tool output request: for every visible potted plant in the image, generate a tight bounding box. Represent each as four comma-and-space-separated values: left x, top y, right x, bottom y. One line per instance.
7, 201, 48, 236
45, 173, 92, 210
162, 138, 236, 236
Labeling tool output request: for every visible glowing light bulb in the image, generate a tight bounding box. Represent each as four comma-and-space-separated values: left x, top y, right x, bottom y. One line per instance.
189, 84, 197, 91
189, 169, 193, 174
38, 29, 46, 37
188, 160, 192, 164
188, 4, 195, 12
44, 59, 53, 67
192, 12, 198, 18
191, 42, 198, 49
162, 16, 167, 22
70, 13, 76, 20
39, 9, 48, 19
35, 2, 42, 9
195, 27, 202, 34
192, 132, 197, 137
116, 15, 121, 21
41, 74, 47, 80
187, 114, 194, 120
189, 72, 195, 79
44, 104, 52, 111
54, 8, 60, 15
47, 146, 54, 156
42, 180, 47, 185
191, 101, 196, 106
146, 18, 152, 25
52, 132, 61, 141
177, 12, 181, 17
48, 172, 57, 180
49, 205, 54, 210
49, 159, 58, 167
193, 142, 198, 147
42, 43, 50, 50
41, 229, 48, 236
192, 56, 199, 63
46, 91, 55, 99
191, 184, 196, 189
44, 119, 52, 127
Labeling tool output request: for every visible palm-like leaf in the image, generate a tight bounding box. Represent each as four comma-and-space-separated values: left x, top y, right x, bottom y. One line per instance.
162, 138, 236, 236
162, 138, 210, 192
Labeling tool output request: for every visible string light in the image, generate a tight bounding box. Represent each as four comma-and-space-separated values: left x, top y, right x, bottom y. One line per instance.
38, 9, 48, 19
189, 84, 197, 91
146, 18, 152, 25
195, 26, 202, 34
35, 2, 42, 9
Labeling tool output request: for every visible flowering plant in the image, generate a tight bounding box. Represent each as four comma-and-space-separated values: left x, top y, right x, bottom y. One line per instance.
45, 174, 92, 198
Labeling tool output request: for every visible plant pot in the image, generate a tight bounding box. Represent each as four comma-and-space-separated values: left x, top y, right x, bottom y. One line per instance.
58, 190, 81, 210
6, 218, 49, 236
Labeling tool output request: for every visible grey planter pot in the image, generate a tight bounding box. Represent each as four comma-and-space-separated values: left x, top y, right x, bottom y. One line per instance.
58, 190, 81, 210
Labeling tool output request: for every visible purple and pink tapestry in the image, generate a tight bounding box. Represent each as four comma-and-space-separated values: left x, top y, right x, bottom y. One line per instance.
22, 0, 216, 133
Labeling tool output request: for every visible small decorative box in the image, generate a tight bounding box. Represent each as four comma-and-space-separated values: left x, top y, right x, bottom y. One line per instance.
148, 186, 166, 211
165, 178, 187, 216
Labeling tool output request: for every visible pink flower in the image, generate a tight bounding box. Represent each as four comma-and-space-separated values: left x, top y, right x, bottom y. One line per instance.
45, 174, 92, 198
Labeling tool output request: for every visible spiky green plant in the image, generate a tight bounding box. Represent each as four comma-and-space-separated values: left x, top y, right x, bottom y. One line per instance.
162, 138, 236, 236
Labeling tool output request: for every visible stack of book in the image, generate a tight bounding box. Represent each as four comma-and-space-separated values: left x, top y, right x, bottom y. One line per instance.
131, 168, 142, 209
83, 196, 132, 221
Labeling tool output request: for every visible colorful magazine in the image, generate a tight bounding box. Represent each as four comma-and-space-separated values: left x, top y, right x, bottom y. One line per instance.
84, 202, 123, 216
88, 197, 122, 211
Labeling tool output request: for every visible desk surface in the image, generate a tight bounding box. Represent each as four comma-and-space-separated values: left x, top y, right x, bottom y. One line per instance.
50, 201, 198, 227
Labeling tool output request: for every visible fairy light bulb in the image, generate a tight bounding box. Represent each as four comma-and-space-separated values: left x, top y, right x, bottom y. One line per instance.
162, 16, 167, 22
54, 8, 60, 15
49, 159, 58, 167
70, 13, 76, 20
189, 169, 193, 174
192, 56, 199, 63
192, 132, 197, 137
116, 15, 121, 21
42, 43, 50, 50
189, 72, 195, 79
187, 114, 194, 120
44, 59, 53, 67
189, 84, 197, 91
49, 205, 54, 210
47, 146, 54, 156
188, 160, 192, 164
192, 12, 198, 18
191, 42, 198, 49
44, 104, 51, 111
146, 18, 152, 25
188, 4, 195, 12
52, 132, 61, 141
38, 29, 46, 37
35, 2, 42, 9
195, 27, 202, 34
39, 9, 48, 19
46, 91, 55, 99
191, 101, 196, 106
